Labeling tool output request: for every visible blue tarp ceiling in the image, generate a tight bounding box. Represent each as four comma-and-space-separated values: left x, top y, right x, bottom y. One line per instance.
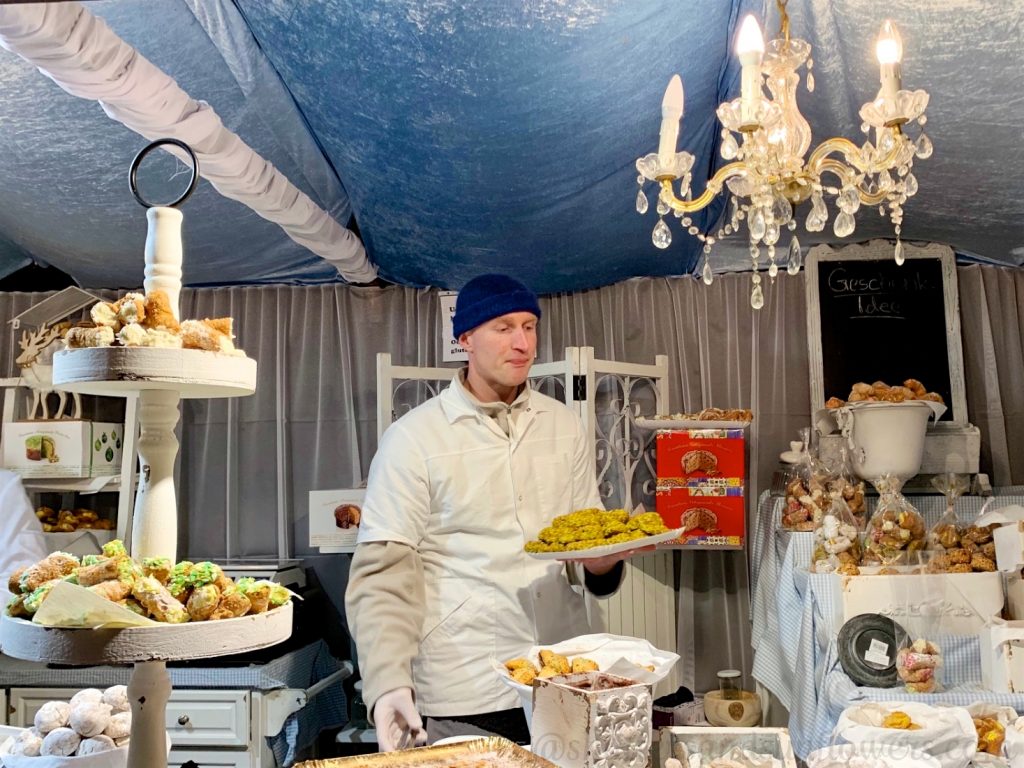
0, 0, 1021, 293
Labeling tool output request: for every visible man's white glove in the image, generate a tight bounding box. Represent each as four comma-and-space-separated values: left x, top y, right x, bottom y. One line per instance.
373, 687, 427, 753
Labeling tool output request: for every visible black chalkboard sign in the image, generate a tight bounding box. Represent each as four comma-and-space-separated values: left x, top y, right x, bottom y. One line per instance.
813, 254, 954, 420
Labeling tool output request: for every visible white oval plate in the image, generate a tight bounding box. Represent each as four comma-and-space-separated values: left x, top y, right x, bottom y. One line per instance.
525, 528, 684, 560
635, 417, 750, 431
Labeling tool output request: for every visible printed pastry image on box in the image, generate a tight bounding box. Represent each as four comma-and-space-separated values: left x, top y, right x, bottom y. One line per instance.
309, 488, 366, 553
656, 429, 745, 481
3, 421, 123, 477
656, 488, 745, 549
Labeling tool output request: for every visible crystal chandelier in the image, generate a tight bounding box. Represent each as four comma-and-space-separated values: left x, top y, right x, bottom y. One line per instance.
635, 0, 932, 308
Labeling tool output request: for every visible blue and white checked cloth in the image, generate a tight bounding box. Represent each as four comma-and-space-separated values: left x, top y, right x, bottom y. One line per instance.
751, 488, 1024, 759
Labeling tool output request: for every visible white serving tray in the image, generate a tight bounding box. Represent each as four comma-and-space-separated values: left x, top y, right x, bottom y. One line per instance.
635, 417, 750, 431
0, 603, 292, 665
526, 528, 683, 560
53, 347, 256, 399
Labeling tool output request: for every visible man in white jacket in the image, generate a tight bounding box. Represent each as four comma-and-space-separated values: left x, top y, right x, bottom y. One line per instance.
346, 274, 645, 751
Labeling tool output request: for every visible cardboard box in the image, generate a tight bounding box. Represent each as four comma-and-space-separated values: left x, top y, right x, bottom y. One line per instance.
980, 619, 1024, 693
656, 429, 745, 481
656, 488, 745, 549
308, 489, 366, 553
2, 421, 123, 477
841, 570, 1004, 636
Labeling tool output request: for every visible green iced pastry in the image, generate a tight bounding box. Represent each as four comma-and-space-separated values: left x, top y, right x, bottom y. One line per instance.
102, 540, 128, 558
117, 558, 143, 586
62, 572, 79, 585
267, 583, 292, 608
82, 555, 105, 567
142, 557, 172, 583
186, 561, 223, 588
167, 561, 194, 600
23, 579, 58, 614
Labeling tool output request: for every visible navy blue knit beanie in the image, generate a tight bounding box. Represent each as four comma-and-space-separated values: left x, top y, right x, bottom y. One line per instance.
452, 273, 541, 339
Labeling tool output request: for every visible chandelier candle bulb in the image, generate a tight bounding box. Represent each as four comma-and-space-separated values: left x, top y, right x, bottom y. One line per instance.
658, 74, 684, 169
876, 20, 903, 105
736, 14, 765, 129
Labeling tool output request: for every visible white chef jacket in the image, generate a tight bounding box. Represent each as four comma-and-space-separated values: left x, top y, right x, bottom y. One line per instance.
0, 469, 48, 605
356, 378, 603, 716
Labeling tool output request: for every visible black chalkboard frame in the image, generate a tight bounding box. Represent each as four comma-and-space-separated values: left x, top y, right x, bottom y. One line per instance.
804, 240, 967, 425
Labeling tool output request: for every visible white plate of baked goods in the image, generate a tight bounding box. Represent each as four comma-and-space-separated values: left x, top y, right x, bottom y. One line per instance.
635, 409, 752, 431
525, 512, 683, 561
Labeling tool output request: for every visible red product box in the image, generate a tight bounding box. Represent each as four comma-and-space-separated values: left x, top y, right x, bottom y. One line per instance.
656, 429, 746, 481
656, 488, 745, 549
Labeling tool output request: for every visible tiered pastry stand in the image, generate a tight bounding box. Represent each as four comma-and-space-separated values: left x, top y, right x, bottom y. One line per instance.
0, 139, 293, 768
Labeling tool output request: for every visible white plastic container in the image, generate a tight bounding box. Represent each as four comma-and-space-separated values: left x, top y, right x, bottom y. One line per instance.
835, 401, 943, 481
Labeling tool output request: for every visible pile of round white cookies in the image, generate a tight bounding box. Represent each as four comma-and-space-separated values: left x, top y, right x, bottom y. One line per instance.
5, 686, 131, 757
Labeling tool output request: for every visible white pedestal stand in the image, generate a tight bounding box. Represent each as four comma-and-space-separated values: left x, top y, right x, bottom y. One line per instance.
0, 206, 284, 768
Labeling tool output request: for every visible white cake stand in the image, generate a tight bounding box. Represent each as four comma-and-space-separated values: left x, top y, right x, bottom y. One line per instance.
0, 198, 290, 768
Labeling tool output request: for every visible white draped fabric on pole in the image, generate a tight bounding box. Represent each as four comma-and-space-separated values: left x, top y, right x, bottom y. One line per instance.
0, 2, 376, 284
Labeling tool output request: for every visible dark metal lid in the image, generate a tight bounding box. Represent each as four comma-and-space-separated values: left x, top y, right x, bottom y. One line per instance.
837, 613, 909, 687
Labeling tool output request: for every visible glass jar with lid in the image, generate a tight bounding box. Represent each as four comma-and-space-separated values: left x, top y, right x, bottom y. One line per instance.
717, 669, 742, 700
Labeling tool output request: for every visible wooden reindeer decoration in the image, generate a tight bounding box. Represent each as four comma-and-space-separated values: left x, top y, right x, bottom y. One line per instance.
15, 322, 81, 420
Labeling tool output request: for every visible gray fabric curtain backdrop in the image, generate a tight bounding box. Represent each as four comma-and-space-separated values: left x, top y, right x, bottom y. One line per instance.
0, 263, 1020, 693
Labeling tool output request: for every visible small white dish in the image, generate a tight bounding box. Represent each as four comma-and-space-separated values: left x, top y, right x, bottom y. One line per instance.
779, 451, 803, 464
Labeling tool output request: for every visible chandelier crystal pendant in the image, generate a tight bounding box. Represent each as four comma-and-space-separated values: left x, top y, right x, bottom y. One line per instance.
635, 0, 932, 308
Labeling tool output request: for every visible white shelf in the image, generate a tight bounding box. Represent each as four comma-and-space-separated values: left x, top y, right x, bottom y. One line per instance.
22, 474, 134, 493
53, 348, 257, 399
0, 603, 293, 665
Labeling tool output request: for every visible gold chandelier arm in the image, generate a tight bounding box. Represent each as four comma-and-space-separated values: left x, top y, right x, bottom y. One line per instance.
659, 162, 747, 214
816, 159, 889, 206
808, 129, 905, 177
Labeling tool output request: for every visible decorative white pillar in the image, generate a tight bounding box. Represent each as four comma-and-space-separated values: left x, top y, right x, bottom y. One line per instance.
127, 661, 171, 768
131, 389, 180, 563
143, 207, 183, 320
129, 206, 185, 564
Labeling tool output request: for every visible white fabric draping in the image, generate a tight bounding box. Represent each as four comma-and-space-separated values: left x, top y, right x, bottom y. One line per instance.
0, 265, 1021, 693
0, 3, 376, 284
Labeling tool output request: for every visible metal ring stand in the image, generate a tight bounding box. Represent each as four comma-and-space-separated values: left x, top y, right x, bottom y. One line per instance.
128, 137, 199, 209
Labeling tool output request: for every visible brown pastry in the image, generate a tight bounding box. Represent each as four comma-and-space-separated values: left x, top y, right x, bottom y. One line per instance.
825, 397, 846, 409
141, 290, 180, 332
974, 717, 1005, 755
970, 554, 997, 572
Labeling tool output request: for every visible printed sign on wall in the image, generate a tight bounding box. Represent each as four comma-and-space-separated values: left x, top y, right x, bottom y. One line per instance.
440, 291, 468, 362
309, 489, 366, 553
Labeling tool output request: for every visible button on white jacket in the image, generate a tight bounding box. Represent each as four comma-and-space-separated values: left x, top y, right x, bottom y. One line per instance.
356, 379, 603, 716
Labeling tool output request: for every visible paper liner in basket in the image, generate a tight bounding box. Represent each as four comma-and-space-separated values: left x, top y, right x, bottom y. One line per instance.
32, 581, 157, 628
833, 702, 976, 768
490, 632, 678, 699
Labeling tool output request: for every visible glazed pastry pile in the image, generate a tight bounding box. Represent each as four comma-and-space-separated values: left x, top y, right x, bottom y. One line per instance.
6, 540, 292, 623
63, 289, 244, 356
825, 378, 944, 409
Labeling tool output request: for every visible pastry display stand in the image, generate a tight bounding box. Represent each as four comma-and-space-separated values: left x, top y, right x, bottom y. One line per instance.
0, 139, 292, 768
